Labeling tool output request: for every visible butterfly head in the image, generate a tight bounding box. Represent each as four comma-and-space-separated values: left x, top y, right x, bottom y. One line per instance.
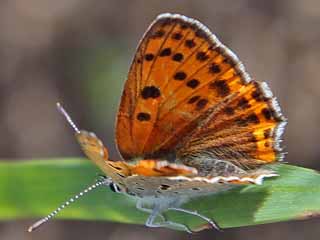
56, 103, 110, 168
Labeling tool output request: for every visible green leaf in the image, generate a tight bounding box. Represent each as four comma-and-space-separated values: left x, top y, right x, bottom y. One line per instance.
1, 159, 320, 232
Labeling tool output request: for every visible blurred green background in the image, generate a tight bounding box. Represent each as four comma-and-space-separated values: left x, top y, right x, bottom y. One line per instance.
1, 0, 320, 239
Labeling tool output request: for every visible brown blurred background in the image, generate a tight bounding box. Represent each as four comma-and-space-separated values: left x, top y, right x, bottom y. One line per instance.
1, 0, 320, 239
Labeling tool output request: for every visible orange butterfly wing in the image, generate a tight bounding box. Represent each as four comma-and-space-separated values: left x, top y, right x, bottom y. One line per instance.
116, 14, 286, 169
178, 81, 286, 168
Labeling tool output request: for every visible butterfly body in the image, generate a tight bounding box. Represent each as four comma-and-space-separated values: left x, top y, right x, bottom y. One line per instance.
122, 168, 276, 199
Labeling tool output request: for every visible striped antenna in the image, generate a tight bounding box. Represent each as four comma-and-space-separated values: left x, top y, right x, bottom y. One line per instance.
56, 102, 80, 133
28, 177, 112, 232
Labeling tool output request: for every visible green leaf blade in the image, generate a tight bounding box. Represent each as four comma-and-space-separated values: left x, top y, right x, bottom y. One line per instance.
1, 159, 320, 232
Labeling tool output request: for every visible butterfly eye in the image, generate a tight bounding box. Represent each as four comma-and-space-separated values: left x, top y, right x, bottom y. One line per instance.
109, 183, 122, 193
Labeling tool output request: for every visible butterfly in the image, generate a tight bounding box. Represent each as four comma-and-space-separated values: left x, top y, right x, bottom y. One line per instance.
28, 13, 286, 233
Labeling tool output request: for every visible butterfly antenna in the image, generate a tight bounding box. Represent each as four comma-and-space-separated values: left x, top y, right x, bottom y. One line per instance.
56, 102, 80, 133
28, 177, 112, 232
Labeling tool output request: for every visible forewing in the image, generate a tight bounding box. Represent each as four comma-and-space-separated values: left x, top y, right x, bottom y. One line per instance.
116, 13, 253, 160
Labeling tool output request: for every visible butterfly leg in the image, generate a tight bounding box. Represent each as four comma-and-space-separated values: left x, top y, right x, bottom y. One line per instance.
136, 200, 166, 221
168, 207, 221, 231
145, 205, 193, 233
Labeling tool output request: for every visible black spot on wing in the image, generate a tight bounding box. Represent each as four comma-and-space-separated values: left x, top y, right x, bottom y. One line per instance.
196, 51, 209, 61
137, 112, 151, 121
209, 80, 230, 97
174, 71, 187, 80
186, 79, 200, 89
141, 86, 161, 99
196, 98, 208, 110
247, 113, 260, 124
262, 108, 272, 120
209, 63, 221, 73
159, 48, 172, 57
252, 89, 268, 102
159, 184, 171, 190
237, 97, 251, 109
145, 54, 154, 61
172, 53, 184, 62
172, 32, 183, 40
185, 39, 196, 48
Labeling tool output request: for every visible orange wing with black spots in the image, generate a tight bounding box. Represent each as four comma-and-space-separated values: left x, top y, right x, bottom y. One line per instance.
116, 13, 286, 167
178, 81, 286, 169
